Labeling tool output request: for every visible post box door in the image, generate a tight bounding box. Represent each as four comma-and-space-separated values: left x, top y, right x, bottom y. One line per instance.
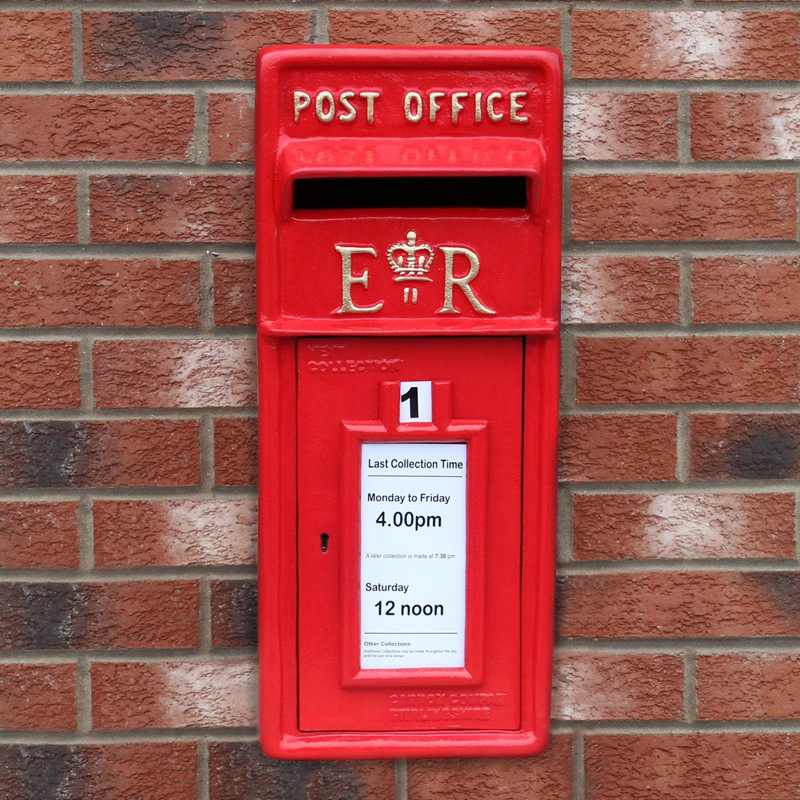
297, 336, 523, 732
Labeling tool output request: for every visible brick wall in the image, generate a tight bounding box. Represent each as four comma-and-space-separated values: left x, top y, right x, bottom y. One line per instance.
0, 4, 798, 800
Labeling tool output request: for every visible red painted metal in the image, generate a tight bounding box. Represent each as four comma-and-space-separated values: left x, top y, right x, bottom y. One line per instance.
257, 45, 562, 759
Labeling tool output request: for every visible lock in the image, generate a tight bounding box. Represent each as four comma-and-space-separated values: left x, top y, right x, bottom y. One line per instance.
256, 45, 563, 760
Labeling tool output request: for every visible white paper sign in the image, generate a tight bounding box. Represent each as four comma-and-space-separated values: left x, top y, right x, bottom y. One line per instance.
360, 441, 466, 669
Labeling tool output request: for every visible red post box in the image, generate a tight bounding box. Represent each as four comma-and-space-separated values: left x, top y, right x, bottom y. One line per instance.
256, 46, 562, 759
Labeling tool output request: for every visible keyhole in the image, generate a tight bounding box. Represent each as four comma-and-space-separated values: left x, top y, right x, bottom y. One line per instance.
320, 533, 330, 552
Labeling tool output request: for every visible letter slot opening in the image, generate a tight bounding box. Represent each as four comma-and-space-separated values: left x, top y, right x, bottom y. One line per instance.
293, 176, 528, 210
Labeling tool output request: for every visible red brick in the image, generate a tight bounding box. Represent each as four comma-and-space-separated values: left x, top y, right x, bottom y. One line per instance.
0, 664, 76, 731
92, 659, 256, 729
0, 502, 80, 569
407, 737, 572, 800
93, 499, 256, 568
93, 339, 256, 409
691, 413, 800, 480
693, 257, 800, 324
0, 12, 72, 81
566, 93, 678, 161
560, 415, 677, 482
693, 93, 800, 160
84, 12, 310, 80
563, 256, 679, 324
209, 742, 394, 800
586, 734, 800, 800
0, 176, 76, 243
573, 11, 799, 80
0, 259, 199, 328
553, 654, 682, 720
211, 580, 256, 648
559, 572, 800, 639
571, 174, 796, 242
329, 10, 561, 46
214, 417, 257, 486
214, 260, 255, 327
578, 336, 800, 404
0, 342, 80, 409
573, 493, 795, 561
0, 743, 196, 800
0, 96, 194, 162
91, 176, 253, 243
698, 654, 800, 720
0, 420, 200, 488
208, 94, 254, 164
0, 581, 199, 650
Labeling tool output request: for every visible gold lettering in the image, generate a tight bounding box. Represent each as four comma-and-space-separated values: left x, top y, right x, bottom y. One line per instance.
335, 245, 383, 314
509, 91, 529, 123
436, 246, 495, 316
451, 91, 468, 124
315, 90, 335, 123
359, 91, 380, 124
486, 91, 504, 122
429, 91, 445, 122
293, 90, 311, 122
338, 90, 357, 122
404, 91, 423, 123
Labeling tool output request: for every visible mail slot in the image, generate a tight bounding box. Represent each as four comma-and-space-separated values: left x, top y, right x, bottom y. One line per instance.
256, 46, 562, 759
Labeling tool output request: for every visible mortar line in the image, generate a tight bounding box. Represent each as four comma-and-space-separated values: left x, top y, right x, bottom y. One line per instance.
313, 7, 330, 43
197, 740, 210, 800
199, 578, 213, 653
0, 330, 255, 342
78, 495, 94, 572
557, 486, 574, 563
195, 89, 210, 166
0, 84, 793, 98
794, 491, 800, 562
0, 163, 253, 176
561, 4, 573, 81
6, 0, 747, 10
0, 408, 255, 422
796, 174, 800, 242
568, 325, 800, 337
76, 174, 91, 244
0, 568, 256, 582
5, 242, 800, 260
199, 251, 215, 333
678, 253, 693, 326
0, 730, 258, 744
676, 411, 689, 483
71, 10, 84, 85
559, 559, 800, 574
2, 77, 797, 94
572, 732, 585, 800
0, 652, 257, 667
200, 414, 216, 491
683, 651, 698, 723
395, 759, 408, 800
556, 639, 800, 653
0, 245, 256, 259
551, 720, 800, 734
5, 160, 800, 176
78, 337, 94, 413
0, 486, 258, 500
560, 329, 577, 411
677, 92, 691, 163
76, 656, 92, 733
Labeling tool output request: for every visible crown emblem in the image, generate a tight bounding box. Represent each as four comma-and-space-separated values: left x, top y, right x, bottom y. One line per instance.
386, 231, 434, 283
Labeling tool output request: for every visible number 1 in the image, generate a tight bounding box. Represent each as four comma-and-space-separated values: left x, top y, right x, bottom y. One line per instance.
400, 386, 419, 419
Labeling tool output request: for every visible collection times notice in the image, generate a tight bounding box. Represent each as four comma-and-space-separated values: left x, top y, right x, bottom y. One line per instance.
360, 441, 467, 669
